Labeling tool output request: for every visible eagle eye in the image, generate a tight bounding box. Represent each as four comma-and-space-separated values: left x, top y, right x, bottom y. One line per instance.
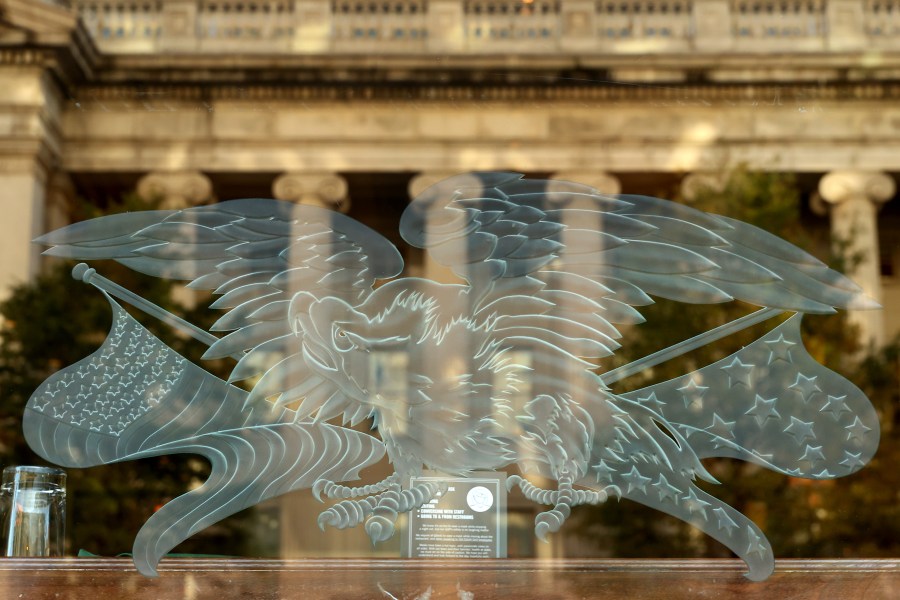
333, 325, 354, 351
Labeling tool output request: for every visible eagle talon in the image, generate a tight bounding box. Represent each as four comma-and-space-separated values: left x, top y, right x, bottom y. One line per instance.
317, 509, 336, 531
312, 479, 330, 503
535, 521, 552, 543
313, 474, 402, 503
365, 514, 395, 544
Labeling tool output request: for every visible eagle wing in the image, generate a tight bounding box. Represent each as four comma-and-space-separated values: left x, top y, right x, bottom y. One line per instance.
400, 172, 874, 365
36, 199, 404, 420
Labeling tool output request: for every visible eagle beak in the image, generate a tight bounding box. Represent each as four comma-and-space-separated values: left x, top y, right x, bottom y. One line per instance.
302, 340, 338, 373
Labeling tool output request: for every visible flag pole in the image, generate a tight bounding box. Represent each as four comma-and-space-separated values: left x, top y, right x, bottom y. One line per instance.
71, 263, 243, 359
599, 307, 787, 386
73, 262, 787, 378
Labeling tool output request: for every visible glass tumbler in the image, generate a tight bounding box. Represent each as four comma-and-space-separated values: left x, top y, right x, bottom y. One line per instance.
0, 466, 66, 557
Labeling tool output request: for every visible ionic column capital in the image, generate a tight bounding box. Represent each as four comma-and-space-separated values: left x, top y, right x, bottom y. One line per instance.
551, 171, 621, 195
137, 171, 213, 210
408, 171, 467, 200
818, 170, 896, 207
273, 172, 349, 212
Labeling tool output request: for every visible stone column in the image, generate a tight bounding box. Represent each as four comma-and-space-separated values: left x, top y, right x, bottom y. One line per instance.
135, 171, 213, 307
136, 171, 213, 210
272, 172, 350, 213
0, 66, 63, 299
272, 170, 374, 559
818, 170, 896, 348
0, 158, 48, 298
45, 172, 76, 234
408, 171, 472, 283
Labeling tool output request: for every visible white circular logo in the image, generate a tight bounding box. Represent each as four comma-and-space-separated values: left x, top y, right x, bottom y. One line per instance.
466, 486, 494, 513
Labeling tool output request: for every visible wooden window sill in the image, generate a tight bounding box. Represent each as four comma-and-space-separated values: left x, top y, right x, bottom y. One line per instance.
1, 558, 898, 599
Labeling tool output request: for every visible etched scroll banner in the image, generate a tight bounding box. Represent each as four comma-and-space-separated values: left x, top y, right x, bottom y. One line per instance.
24, 172, 880, 580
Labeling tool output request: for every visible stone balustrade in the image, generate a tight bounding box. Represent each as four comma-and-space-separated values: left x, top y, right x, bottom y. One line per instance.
596, 1, 694, 43
732, 1, 826, 41
865, 0, 900, 37
197, 1, 297, 43
463, 1, 561, 44
332, 0, 428, 47
74, 1, 163, 52
64, 0, 900, 55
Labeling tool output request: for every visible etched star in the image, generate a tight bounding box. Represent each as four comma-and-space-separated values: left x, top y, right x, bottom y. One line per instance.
682, 488, 711, 520
745, 395, 780, 427
784, 416, 816, 445
845, 416, 872, 445
32, 395, 51, 411
788, 374, 821, 403
634, 391, 666, 413
819, 395, 851, 421
765, 333, 796, 364
653, 474, 680, 503
746, 526, 768, 558
720, 357, 753, 388
706, 414, 736, 446
621, 466, 652, 495
592, 459, 617, 483
678, 377, 708, 412
712, 507, 738, 534
799, 444, 826, 470
840, 451, 866, 472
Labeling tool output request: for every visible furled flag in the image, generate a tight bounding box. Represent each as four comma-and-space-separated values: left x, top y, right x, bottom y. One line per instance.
23, 292, 385, 576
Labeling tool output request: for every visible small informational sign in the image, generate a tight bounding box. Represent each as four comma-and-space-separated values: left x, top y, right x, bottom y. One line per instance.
402, 472, 507, 559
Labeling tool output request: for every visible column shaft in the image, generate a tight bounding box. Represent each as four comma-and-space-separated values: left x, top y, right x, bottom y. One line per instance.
0, 164, 47, 296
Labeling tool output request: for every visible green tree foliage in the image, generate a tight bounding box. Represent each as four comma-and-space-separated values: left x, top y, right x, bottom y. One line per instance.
574, 168, 900, 559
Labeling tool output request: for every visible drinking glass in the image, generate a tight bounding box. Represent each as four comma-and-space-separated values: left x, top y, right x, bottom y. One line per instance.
0, 466, 66, 557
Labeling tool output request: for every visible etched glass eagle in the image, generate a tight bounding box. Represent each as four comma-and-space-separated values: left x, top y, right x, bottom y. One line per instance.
24, 173, 880, 580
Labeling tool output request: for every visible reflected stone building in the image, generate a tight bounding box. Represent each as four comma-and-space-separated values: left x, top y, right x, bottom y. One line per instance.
1, 0, 899, 558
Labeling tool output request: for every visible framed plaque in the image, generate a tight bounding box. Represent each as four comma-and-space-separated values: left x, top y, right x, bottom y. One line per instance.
402, 472, 507, 559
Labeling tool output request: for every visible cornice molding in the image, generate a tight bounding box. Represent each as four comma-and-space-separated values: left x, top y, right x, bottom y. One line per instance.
0, 0, 76, 44
66, 81, 900, 106
0, 0, 99, 84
